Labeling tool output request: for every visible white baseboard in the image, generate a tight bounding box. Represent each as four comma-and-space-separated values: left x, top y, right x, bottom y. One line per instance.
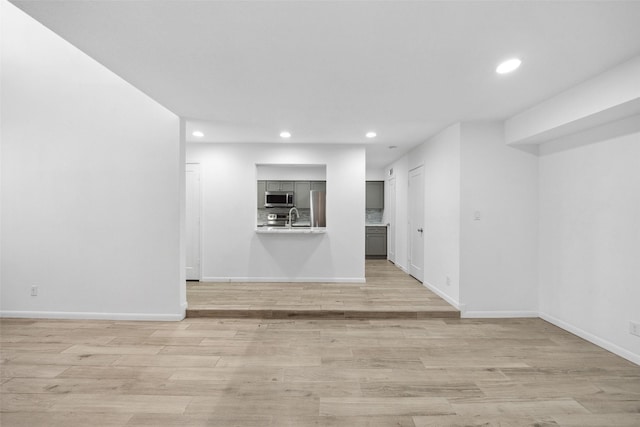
201, 277, 366, 283
0, 310, 184, 322
422, 281, 460, 310
540, 311, 640, 366
463, 310, 539, 319
386, 259, 409, 274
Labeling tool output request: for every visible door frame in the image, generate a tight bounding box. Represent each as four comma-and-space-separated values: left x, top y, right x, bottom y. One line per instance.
185, 163, 201, 281
408, 165, 425, 282
386, 176, 396, 263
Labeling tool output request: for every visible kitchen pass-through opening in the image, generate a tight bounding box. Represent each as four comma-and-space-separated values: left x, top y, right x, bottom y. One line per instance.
256, 164, 326, 229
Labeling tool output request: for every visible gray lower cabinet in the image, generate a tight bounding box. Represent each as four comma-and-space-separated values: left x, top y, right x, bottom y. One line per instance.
365, 226, 387, 258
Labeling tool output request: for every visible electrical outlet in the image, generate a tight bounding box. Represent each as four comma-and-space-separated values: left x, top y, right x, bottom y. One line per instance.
30, 285, 38, 297
630, 321, 640, 337
446, 276, 451, 286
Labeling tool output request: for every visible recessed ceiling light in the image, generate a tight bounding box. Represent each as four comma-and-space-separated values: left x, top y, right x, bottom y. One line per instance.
366, 131, 377, 138
192, 131, 204, 137
496, 58, 522, 74
280, 131, 291, 138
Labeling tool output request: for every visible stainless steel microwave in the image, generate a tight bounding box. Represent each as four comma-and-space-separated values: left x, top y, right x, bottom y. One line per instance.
264, 191, 295, 208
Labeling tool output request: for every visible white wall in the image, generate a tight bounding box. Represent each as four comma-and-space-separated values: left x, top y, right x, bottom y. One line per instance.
257, 164, 326, 181
186, 143, 366, 282
366, 165, 386, 181
505, 55, 640, 145
1, 2, 183, 320
460, 123, 538, 317
504, 55, 640, 364
178, 119, 187, 314
386, 122, 538, 315
418, 124, 462, 306
539, 125, 640, 364
385, 124, 461, 306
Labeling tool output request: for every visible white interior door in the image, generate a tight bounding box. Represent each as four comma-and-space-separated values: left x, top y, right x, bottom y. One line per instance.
185, 164, 201, 281
408, 166, 424, 282
387, 177, 396, 263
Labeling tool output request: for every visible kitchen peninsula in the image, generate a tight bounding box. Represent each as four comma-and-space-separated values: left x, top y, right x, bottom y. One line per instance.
256, 227, 326, 234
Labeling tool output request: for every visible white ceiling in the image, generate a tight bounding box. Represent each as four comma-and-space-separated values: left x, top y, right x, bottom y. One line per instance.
11, 0, 640, 169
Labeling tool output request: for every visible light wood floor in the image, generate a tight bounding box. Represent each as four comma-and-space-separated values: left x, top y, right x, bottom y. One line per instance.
2, 317, 639, 426
2, 261, 639, 426
186, 260, 460, 319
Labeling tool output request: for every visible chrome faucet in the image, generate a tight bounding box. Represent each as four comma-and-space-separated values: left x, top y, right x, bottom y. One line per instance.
287, 207, 300, 227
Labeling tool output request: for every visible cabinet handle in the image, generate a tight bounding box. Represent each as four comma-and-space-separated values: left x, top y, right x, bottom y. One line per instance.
417, 228, 423, 233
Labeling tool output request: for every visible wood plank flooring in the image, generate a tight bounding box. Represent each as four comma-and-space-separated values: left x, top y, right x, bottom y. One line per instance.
2, 261, 639, 426
2, 316, 639, 426
186, 260, 460, 319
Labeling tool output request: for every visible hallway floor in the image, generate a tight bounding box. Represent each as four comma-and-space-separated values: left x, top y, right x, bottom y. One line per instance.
186, 259, 460, 319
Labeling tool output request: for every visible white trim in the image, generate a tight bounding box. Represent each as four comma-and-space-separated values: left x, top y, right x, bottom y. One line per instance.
200, 276, 366, 283
463, 310, 539, 319
185, 162, 202, 281
408, 163, 425, 173
0, 311, 185, 322
540, 311, 640, 366
422, 280, 460, 310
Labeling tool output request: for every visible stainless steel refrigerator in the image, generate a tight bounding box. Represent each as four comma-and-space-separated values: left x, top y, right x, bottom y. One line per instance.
310, 190, 326, 227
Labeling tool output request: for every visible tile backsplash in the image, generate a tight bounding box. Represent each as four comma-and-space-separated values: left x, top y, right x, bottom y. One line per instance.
258, 208, 382, 225
257, 208, 310, 224
366, 208, 384, 224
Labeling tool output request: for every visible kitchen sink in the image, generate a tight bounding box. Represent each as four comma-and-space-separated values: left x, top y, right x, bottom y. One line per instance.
291, 222, 311, 228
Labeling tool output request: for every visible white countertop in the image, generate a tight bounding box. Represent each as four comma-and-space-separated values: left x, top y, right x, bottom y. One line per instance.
256, 227, 326, 234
